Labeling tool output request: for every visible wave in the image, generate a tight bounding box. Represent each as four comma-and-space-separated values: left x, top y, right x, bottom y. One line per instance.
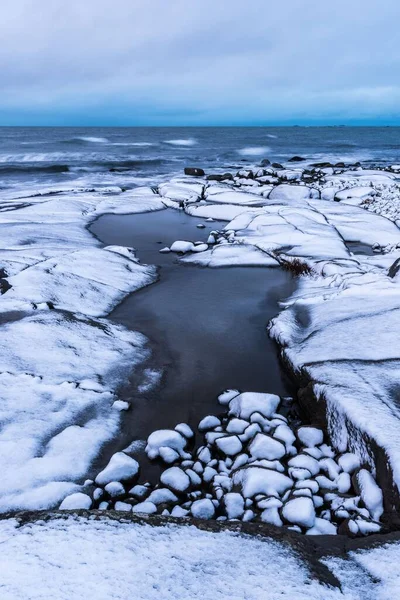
163, 138, 197, 146
266, 134, 278, 139
0, 152, 76, 163
0, 164, 70, 174
237, 146, 270, 157
75, 136, 109, 143
110, 142, 156, 147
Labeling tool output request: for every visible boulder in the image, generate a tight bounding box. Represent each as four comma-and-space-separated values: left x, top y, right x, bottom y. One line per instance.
184, 167, 205, 177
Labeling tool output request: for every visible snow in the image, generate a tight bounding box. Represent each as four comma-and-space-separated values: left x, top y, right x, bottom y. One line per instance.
248, 433, 286, 461
59, 493, 92, 510
0, 515, 359, 600
282, 497, 316, 528
297, 427, 324, 448
132, 501, 157, 514
190, 498, 215, 519
145, 430, 188, 461
229, 392, 281, 420
215, 435, 243, 456
234, 466, 293, 498
223, 493, 245, 519
95, 454, 140, 487
104, 482, 125, 498
170, 240, 195, 253
160, 467, 191, 493
355, 469, 384, 521
174, 423, 194, 439
198, 415, 221, 431
269, 184, 312, 200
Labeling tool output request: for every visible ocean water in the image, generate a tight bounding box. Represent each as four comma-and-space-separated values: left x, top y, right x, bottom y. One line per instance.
1, 126, 400, 193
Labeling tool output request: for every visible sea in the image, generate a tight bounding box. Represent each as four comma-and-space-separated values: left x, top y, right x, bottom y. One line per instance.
1, 126, 400, 194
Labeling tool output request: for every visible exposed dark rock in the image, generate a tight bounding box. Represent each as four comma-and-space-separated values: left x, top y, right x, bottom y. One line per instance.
311, 162, 333, 168
388, 257, 400, 278
184, 167, 205, 177
272, 163, 284, 169
260, 159, 271, 167
288, 156, 306, 162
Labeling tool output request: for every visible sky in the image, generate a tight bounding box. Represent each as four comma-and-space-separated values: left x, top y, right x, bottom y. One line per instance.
1, 0, 399, 126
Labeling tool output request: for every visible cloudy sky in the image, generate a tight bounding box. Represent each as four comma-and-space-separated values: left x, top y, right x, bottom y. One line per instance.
1, 0, 399, 125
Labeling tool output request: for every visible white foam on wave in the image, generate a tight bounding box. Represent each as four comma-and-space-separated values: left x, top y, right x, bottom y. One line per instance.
237, 146, 270, 157
164, 138, 197, 147
77, 137, 109, 143
110, 142, 155, 147
266, 134, 278, 139
0, 152, 79, 163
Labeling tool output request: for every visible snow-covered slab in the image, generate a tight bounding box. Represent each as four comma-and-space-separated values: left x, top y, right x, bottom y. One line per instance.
0, 310, 147, 386
5, 246, 157, 317
269, 272, 400, 493
185, 203, 252, 221
182, 243, 278, 267
158, 182, 203, 204
0, 515, 358, 599
0, 311, 148, 512
93, 187, 165, 215
204, 189, 267, 206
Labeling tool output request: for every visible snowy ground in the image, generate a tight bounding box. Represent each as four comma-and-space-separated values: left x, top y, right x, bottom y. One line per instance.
0, 512, 398, 600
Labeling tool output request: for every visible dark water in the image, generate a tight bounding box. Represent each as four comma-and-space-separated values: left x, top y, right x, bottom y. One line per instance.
1, 127, 400, 195
90, 210, 295, 479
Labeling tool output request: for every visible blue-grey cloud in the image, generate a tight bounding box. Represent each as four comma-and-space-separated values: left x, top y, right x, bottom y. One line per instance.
0, 0, 399, 124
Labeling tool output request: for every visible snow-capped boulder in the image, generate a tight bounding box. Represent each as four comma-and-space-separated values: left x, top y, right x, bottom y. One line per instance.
59, 493, 92, 510
281, 497, 316, 529
160, 467, 191, 493
296, 426, 324, 448
248, 433, 286, 461
95, 453, 139, 486
190, 498, 215, 520
229, 392, 280, 420
145, 430, 188, 461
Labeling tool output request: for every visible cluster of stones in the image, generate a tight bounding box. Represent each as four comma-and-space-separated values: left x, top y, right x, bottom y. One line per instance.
61, 390, 384, 537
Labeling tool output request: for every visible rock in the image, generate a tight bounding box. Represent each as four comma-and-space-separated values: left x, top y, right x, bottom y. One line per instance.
218, 389, 240, 405
296, 426, 324, 448
233, 466, 293, 498
261, 507, 283, 527
248, 433, 286, 461
272, 163, 283, 169
196, 223, 206, 229
174, 423, 194, 439
226, 418, 249, 434
260, 159, 271, 167
338, 453, 361, 474
215, 435, 243, 456
104, 481, 125, 498
59, 493, 92, 510
184, 167, 205, 177
112, 400, 130, 411
288, 156, 306, 162
147, 488, 178, 505
307, 518, 337, 535
145, 429, 187, 461
159, 447, 180, 464
191, 498, 215, 519
132, 501, 157, 514
159, 247, 171, 254
229, 392, 280, 420
353, 469, 384, 521
198, 415, 221, 432
170, 240, 195, 253
128, 485, 150, 500
95, 452, 139, 486
223, 493, 245, 519
288, 454, 320, 476
114, 501, 132, 512
161, 467, 191, 493
192, 243, 208, 253
281, 497, 315, 528
171, 506, 189, 517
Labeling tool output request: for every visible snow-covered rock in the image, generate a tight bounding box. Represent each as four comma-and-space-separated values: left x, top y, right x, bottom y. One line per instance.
190, 498, 215, 520
282, 497, 316, 529
95, 453, 139, 487
59, 493, 92, 510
